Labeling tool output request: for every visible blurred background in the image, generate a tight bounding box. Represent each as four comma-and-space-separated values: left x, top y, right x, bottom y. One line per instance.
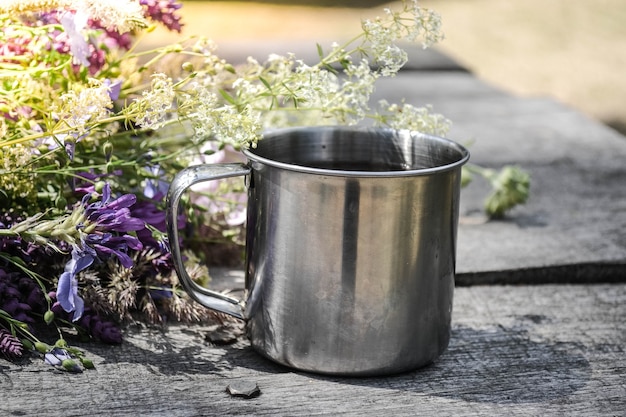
154, 0, 626, 134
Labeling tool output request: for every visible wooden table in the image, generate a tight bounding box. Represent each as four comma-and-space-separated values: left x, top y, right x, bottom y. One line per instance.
2, 46, 625, 416
2, 278, 624, 416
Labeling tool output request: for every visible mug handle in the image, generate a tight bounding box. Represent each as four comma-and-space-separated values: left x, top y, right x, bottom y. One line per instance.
166, 163, 251, 320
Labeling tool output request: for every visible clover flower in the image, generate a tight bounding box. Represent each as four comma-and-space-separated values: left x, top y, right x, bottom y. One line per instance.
140, 0, 183, 33
0, 269, 35, 325
0, 328, 24, 360
50, 302, 122, 344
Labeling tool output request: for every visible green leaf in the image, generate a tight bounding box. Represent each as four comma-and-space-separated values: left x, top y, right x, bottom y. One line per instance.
218, 89, 237, 105
316, 43, 324, 60
259, 76, 272, 91
21, 338, 34, 350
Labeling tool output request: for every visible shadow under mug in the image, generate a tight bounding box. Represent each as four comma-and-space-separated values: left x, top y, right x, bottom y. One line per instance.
166, 126, 469, 376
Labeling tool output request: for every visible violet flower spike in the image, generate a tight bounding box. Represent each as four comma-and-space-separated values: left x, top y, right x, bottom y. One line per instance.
56, 183, 145, 320
78, 184, 145, 267
83, 184, 146, 233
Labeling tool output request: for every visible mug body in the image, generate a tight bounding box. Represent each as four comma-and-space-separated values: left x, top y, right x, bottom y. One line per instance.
242, 126, 468, 376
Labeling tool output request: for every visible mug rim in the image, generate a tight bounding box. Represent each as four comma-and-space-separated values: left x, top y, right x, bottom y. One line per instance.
243, 126, 470, 178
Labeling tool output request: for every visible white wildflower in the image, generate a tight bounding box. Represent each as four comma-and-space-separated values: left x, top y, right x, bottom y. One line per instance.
409, 2, 445, 48
0, 119, 7, 139
378, 100, 451, 136
209, 106, 262, 149
363, 0, 444, 68
0, 0, 74, 13
232, 77, 265, 105
0, 144, 37, 199
376, 45, 408, 76
0, 0, 147, 33
335, 60, 379, 123
82, 0, 147, 33
264, 54, 297, 81
183, 86, 219, 140
181, 84, 262, 148
133, 73, 175, 130
246, 56, 260, 67
192, 37, 218, 55
291, 63, 339, 107
56, 80, 113, 133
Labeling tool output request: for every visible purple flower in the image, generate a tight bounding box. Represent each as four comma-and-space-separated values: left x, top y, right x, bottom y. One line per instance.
0, 328, 23, 360
0, 268, 47, 325
140, 0, 184, 33
44, 347, 71, 366
104, 79, 123, 101
56, 183, 145, 320
57, 247, 93, 320
98, 28, 133, 50
83, 184, 146, 234
77, 309, 123, 344
143, 165, 169, 199
91, 319, 122, 344
44, 347, 82, 372
84, 233, 139, 268
59, 11, 90, 68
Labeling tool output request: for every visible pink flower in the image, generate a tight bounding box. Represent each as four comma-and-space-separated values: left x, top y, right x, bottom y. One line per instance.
140, 0, 184, 33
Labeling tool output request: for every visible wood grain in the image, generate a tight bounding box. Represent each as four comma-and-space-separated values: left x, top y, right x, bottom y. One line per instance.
2, 283, 624, 416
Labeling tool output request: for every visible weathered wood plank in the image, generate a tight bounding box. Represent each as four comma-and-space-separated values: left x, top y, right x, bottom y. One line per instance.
369, 71, 626, 281
2, 283, 624, 416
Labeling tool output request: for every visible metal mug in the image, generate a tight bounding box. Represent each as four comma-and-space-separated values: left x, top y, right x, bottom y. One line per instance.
166, 126, 469, 376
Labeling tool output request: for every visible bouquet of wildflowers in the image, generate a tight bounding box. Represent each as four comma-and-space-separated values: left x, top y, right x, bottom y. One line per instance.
0, 0, 528, 371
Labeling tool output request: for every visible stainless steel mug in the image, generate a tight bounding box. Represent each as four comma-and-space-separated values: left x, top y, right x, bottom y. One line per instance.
166, 126, 469, 376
